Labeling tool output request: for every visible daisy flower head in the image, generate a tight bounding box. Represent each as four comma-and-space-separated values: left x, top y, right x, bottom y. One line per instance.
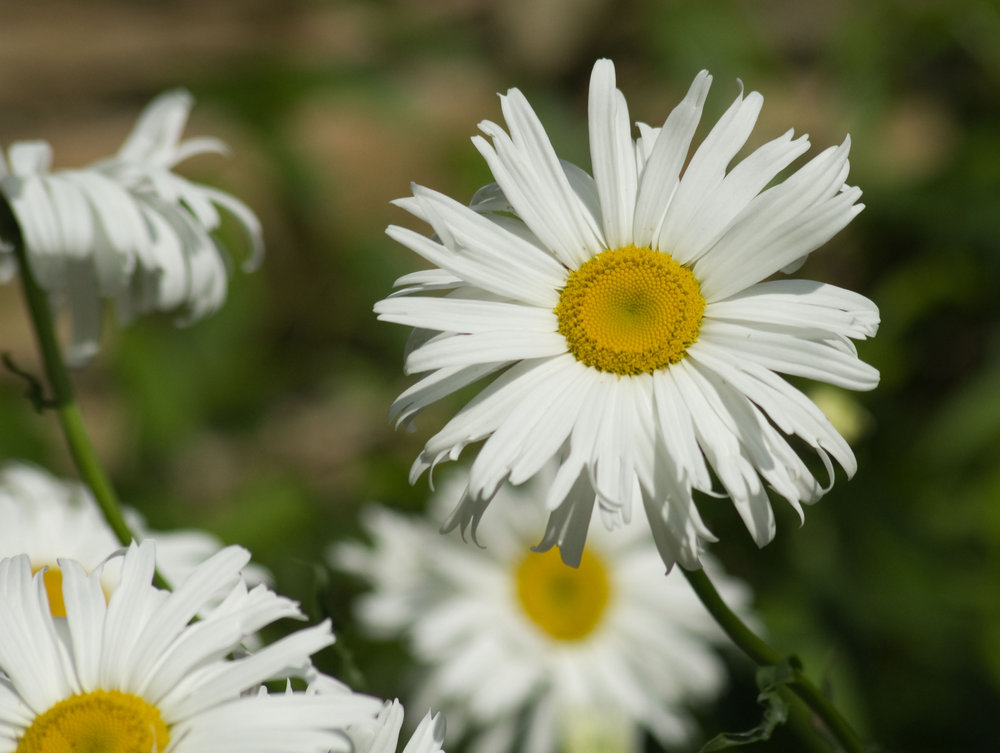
0, 540, 381, 753
0, 88, 263, 365
376, 58, 880, 570
333, 467, 750, 753
0, 461, 269, 615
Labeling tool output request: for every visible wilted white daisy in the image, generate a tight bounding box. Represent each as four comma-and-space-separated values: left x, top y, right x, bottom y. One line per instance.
376, 58, 879, 570
0, 89, 263, 364
350, 700, 447, 753
333, 468, 749, 753
0, 461, 269, 615
0, 540, 381, 753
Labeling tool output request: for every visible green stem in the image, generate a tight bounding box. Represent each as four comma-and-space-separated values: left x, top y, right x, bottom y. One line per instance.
11, 236, 171, 590
683, 567, 867, 753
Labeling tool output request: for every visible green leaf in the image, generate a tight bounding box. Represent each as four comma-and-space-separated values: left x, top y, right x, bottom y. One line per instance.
698, 658, 801, 752
2, 353, 54, 413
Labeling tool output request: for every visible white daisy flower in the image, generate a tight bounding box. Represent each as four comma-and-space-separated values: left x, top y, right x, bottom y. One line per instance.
0, 89, 263, 365
0, 540, 381, 753
350, 700, 447, 753
0, 461, 270, 615
376, 58, 879, 570
333, 468, 749, 753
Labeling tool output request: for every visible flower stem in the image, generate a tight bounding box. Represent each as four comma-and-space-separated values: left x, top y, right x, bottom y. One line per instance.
683, 567, 868, 753
10, 234, 171, 590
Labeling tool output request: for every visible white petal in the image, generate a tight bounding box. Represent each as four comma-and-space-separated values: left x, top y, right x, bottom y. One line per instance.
651, 368, 712, 490
698, 318, 880, 390
390, 268, 463, 295
706, 279, 879, 340
670, 360, 775, 546
163, 621, 335, 718
404, 331, 566, 375
8, 141, 53, 176
65, 170, 147, 287
200, 185, 265, 272
39, 174, 94, 261
697, 184, 863, 300
386, 224, 560, 308
125, 545, 250, 690
116, 89, 193, 164
473, 86, 605, 267
3, 173, 66, 289
467, 358, 588, 496
688, 339, 856, 477
588, 59, 638, 249
376, 297, 556, 335
656, 83, 763, 263
0, 556, 75, 712
533, 468, 596, 567
389, 361, 510, 431
59, 559, 108, 690
694, 137, 857, 298
412, 356, 576, 483
669, 129, 811, 263
100, 541, 162, 689
633, 71, 712, 247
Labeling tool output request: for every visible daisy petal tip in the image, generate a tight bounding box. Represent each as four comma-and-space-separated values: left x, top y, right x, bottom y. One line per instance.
591, 57, 617, 81
432, 711, 447, 744
408, 457, 431, 486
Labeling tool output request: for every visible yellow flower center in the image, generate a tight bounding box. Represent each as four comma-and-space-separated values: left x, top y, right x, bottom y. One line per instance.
16, 690, 170, 753
515, 548, 611, 641
555, 245, 705, 375
32, 566, 68, 619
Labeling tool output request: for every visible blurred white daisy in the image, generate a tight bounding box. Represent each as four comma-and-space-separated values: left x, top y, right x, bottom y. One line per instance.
376, 58, 879, 570
0, 89, 263, 364
0, 540, 380, 753
333, 469, 750, 753
351, 700, 447, 753
0, 461, 269, 615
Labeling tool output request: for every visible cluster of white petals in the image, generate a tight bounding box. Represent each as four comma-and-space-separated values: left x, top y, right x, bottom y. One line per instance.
0, 89, 263, 364
351, 700, 447, 753
0, 461, 270, 592
334, 468, 750, 753
0, 541, 380, 753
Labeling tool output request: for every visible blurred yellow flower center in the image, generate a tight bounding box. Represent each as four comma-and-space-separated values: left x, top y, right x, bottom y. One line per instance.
32, 564, 112, 619
16, 690, 169, 753
33, 566, 68, 619
515, 548, 610, 641
555, 245, 705, 375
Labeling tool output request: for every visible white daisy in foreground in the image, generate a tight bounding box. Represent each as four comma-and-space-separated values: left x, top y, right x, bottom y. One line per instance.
350, 700, 447, 753
0, 89, 263, 364
0, 461, 268, 615
376, 58, 879, 570
0, 540, 381, 753
333, 469, 749, 753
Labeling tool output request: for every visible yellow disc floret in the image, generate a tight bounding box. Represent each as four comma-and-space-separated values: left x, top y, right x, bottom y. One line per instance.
515, 547, 611, 641
17, 690, 170, 753
555, 245, 705, 375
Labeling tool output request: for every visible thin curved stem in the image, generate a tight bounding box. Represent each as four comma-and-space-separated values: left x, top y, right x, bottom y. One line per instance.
10, 234, 171, 590
683, 567, 867, 753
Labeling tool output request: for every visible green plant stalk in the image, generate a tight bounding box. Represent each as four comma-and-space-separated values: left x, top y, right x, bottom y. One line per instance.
11, 238, 171, 590
683, 567, 868, 753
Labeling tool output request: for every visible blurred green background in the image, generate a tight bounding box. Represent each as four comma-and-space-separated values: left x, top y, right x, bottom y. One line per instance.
2, 0, 999, 750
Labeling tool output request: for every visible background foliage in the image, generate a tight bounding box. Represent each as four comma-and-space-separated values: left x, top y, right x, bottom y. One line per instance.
1, 1, 999, 750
